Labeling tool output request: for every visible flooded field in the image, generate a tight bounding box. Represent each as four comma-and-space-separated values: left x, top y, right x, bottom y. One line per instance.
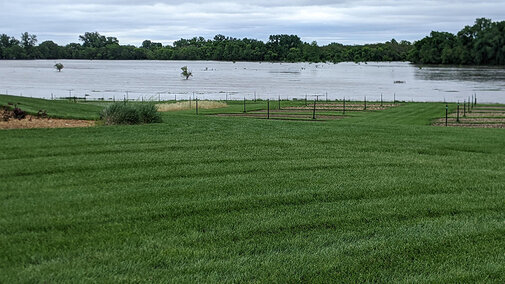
1, 60, 504, 103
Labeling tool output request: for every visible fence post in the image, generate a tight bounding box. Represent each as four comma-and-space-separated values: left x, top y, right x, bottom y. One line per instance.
254, 91, 256, 102
278, 95, 281, 110
267, 99, 270, 119
364, 96, 367, 110
243, 97, 246, 113
305, 94, 307, 106
313, 99, 316, 120
457, 102, 460, 122
343, 98, 346, 115
474, 93, 477, 106
463, 100, 466, 117
380, 93, 383, 107
196, 98, 198, 115
445, 104, 448, 126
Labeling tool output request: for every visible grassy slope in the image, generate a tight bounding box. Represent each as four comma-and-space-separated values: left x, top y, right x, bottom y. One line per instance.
0, 95, 103, 120
1, 97, 505, 282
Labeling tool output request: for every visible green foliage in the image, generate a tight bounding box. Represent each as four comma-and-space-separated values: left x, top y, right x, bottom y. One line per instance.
100, 102, 162, 125
54, 63, 64, 72
181, 66, 193, 79
136, 103, 162, 123
1, 19, 504, 64
409, 18, 505, 65
0, 31, 409, 62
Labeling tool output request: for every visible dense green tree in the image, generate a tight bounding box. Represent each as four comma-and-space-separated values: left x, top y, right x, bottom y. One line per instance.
79, 32, 118, 48
409, 18, 505, 65
38, 41, 63, 59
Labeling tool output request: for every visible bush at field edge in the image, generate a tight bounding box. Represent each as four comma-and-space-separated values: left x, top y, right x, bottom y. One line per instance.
100, 103, 162, 125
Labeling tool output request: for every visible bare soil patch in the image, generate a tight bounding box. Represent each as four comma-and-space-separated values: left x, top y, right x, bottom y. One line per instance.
434, 105, 505, 128
450, 112, 505, 118
283, 103, 394, 111
214, 113, 343, 120
0, 114, 94, 130
157, 101, 227, 111
433, 122, 505, 128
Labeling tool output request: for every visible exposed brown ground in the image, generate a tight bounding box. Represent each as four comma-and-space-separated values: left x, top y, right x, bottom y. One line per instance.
156, 101, 227, 111
432, 122, 505, 128
434, 106, 505, 128
283, 103, 395, 111
450, 112, 505, 118
0, 115, 95, 130
214, 102, 396, 120
214, 113, 343, 120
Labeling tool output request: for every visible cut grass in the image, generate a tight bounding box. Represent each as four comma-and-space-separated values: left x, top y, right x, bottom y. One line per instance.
0, 95, 103, 120
1, 95, 505, 282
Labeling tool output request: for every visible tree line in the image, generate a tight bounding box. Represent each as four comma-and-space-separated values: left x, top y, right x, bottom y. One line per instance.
0, 18, 503, 65
407, 18, 505, 65
0, 32, 411, 63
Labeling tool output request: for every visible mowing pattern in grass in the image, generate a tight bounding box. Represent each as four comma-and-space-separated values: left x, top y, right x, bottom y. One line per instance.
434, 104, 505, 128
1, 97, 505, 282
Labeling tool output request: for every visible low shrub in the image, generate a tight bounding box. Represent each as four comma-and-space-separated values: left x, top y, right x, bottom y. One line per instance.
136, 103, 162, 123
100, 103, 162, 125
13, 107, 26, 120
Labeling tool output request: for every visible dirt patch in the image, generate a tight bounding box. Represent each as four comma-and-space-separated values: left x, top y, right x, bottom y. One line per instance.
214, 113, 343, 120
434, 105, 505, 128
0, 115, 95, 130
283, 103, 397, 111
450, 112, 505, 118
433, 122, 505, 128
470, 109, 505, 113
156, 101, 227, 111
446, 118, 505, 123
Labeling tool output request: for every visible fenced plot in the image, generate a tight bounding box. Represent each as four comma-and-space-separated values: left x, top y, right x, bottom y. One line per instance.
214, 100, 400, 121
433, 104, 505, 128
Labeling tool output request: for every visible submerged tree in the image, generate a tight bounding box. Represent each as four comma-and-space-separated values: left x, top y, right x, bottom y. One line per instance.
181, 66, 192, 79
54, 63, 64, 72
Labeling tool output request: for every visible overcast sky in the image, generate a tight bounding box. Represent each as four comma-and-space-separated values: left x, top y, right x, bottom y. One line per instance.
1, 0, 504, 46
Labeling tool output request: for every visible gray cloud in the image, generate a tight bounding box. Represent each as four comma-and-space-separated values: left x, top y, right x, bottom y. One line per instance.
1, 1, 504, 46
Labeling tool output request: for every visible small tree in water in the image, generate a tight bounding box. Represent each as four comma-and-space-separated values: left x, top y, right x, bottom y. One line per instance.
54, 63, 64, 72
181, 66, 192, 80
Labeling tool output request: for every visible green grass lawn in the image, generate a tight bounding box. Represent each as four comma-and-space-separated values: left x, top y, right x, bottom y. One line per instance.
0, 95, 104, 120
1, 95, 504, 282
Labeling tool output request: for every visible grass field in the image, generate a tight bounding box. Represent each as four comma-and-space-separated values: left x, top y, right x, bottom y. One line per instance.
1, 95, 505, 282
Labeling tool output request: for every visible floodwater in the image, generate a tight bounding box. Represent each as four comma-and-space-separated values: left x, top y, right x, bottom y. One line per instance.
1, 60, 504, 103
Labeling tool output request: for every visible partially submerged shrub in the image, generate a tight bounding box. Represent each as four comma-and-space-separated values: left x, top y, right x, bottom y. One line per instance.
100, 103, 162, 125
54, 63, 64, 72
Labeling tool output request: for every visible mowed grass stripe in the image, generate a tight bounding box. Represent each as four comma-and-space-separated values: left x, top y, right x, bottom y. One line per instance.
1, 96, 505, 282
